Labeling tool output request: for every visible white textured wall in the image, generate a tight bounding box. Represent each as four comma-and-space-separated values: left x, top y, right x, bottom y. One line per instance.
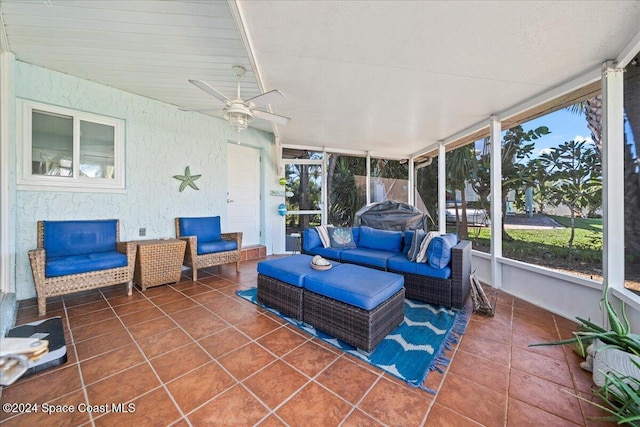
13, 61, 279, 300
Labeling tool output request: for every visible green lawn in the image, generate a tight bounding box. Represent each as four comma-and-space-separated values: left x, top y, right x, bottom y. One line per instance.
466, 216, 603, 273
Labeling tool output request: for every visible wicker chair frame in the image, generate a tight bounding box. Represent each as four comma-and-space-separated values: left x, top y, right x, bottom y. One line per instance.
175, 218, 242, 281
29, 220, 136, 316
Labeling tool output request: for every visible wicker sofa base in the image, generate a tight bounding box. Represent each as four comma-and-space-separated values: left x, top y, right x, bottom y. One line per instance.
398, 240, 472, 310
402, 274, 454, 308
257, 274, 304, 321
303, 288, 405, 353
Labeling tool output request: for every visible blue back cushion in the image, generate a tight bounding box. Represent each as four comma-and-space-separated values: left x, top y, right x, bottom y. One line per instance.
357, 226, 403, 252
179, 216, 221, 243
44, 220, 118, 258
351, 227, 361, 244
303, 228, 322, 252
427, 233, 459, 269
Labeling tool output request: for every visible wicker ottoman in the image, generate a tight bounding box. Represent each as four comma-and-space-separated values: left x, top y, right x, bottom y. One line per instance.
303, 264, 405, 352
257, 254, 331, 321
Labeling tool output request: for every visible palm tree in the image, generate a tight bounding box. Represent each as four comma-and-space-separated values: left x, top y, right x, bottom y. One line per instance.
447, 146, 474, 240
567, 58, 640, 262
415, 159, 438, 230
328, 156, 366, 226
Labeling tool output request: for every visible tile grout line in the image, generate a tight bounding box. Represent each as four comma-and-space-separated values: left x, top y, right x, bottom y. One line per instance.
504, 294, 515, 426
98, 286, 189, 425
555, 313, 590, 425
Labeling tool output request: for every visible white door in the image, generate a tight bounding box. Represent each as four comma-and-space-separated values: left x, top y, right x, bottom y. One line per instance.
227, 144, 261, 246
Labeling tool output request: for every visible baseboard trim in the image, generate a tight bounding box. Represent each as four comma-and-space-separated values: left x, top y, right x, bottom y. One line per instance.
241, 245, 266, 261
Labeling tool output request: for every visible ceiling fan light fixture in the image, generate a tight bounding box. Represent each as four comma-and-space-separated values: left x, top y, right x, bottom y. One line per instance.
224, 104, 254, 132
187, 65, 289, 130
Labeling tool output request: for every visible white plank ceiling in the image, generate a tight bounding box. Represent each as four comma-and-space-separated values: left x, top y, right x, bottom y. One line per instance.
2, 0, 640, 158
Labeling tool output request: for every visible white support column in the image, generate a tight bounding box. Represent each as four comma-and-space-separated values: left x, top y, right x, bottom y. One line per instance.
365, 151, 371, 205
438, 143, 446, 234
490, 116, 503, 289
601, 60, 625, 290
408, 158, 415, 206
321, 148, 328, 224
0, 52, 13, 294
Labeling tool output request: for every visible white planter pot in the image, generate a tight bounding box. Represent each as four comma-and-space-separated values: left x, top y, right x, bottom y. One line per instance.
593, 344, 640, 390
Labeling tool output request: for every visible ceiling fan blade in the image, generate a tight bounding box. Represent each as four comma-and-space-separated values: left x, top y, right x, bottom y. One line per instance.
178, 107, 220, 112
188, 80, 229, 102
253, 109, 291, 125
246, 89, 285, 107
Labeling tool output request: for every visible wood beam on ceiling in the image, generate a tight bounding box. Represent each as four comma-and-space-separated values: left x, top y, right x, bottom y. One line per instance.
230, 0, 281, 140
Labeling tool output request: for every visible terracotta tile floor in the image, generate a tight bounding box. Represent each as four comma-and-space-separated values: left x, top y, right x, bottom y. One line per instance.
0, 257, 613, 426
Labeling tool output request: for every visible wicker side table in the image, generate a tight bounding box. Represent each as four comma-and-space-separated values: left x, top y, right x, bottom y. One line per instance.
134, 239, 186, 291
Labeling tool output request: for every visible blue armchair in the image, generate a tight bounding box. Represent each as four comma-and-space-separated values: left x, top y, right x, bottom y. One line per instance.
175, 216, 242, 281
28, 219, 136, 316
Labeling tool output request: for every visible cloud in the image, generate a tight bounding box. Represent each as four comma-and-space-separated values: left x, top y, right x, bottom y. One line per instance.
574, 135, 595, 144
539, 147, 554, 156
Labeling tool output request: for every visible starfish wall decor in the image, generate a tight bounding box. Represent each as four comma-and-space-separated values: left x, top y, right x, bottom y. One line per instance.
173, 166, 201, 192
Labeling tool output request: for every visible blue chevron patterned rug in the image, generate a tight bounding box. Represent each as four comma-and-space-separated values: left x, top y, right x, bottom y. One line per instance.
236, 288, 469, 393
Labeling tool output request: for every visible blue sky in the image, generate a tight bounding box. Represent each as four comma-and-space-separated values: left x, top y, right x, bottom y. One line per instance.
473, 107, 594, 159
517, 108, 592, 157
519, 107, 637, 158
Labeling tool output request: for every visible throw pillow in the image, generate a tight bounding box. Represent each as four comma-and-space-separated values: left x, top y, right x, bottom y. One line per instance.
415, 231, 442, 263
316, 225, 331, 248
328, 227, 357, 248
407, 229, 426, 261
427, 233, 459, 269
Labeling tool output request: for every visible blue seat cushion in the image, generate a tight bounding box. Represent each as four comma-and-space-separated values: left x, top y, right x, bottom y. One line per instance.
340, 248, 397, 269
304, 264, 404, 310
180, 216, 221, 243
387, 254, 451, 280
44, 220, 118, 258
427, 233, 459, 269
45, 251, 127, 277
257, 254, 337, 287
197, 239, 237, 255
357, 226, 403, 252
304, 245, 343, 261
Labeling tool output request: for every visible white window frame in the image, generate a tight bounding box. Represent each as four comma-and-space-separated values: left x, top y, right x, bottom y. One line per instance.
282, 158, 324, 222
17, 99, 125, 193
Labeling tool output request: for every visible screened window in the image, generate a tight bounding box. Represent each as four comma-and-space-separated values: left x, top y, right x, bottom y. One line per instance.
18, 100, 125, 192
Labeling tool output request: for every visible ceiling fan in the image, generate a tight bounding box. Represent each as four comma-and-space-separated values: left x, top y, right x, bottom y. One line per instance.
185, 65, 290, 132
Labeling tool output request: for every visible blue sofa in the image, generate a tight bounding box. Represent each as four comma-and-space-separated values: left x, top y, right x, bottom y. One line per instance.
303, 226, 471, 309
28, 219, 136, 315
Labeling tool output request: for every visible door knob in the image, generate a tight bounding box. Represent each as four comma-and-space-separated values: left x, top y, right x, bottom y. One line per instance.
227, 199, 235, 203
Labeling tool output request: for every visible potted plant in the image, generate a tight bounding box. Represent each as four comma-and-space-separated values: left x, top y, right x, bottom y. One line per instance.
530, 284, 640, 425
530, 283, 640, 356
588, 357, 640, 425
